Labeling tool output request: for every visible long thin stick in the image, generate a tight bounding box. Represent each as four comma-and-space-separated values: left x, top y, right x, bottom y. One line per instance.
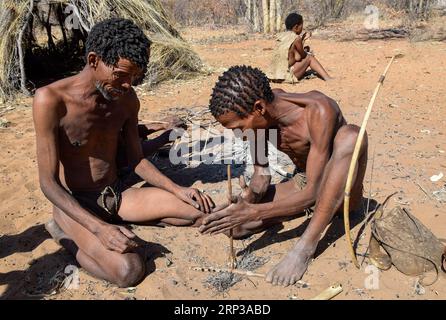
227, 164, 236, 269
343, 54, 402, 269
415, 182, 436, 202
191, 266, 308, 286
139, 120, 170, 125
192, 266, 264, 278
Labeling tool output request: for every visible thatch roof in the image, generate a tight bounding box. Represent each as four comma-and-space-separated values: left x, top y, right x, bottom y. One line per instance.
0, 0, 204, 101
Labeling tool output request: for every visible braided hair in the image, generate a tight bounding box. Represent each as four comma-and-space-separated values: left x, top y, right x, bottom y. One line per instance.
209, 65, 274, 118
85, 18, 151, 82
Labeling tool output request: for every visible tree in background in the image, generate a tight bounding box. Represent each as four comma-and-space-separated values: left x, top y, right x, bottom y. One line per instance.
244, 0, 281, 33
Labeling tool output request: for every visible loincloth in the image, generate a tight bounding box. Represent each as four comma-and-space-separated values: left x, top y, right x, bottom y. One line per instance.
71, 178, 130, 223
291, 172, 307, 190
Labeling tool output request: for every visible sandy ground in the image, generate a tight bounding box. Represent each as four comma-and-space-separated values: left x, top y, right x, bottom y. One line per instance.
1, 26, 445, 300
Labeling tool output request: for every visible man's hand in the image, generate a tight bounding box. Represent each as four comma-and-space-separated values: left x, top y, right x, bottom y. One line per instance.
175, 186, 215, 213
161, 116, 187, 131
95, 224, 138, 253
238, 176, 256, 203
199, 197, 257, 235
302, 31, 312, 42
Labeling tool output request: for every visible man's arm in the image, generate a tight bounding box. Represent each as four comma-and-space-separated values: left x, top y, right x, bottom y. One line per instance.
122, 93, 214, 212
33, 88, 136, 253
292, 36, 308, 62
239, 129, 272, 203
121, 93, 180, 192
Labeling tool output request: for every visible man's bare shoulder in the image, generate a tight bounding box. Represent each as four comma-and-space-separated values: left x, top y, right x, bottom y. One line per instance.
272, 88, 286, 94
33, 86, 63, 116
33, 76, 77, 111
304, 91, 339, 123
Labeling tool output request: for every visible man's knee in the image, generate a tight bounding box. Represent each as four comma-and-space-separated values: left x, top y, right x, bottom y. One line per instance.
333, 125, 367, 158
114, 253, 145, 288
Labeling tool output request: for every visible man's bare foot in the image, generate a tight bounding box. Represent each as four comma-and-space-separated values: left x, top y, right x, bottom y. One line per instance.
266, 239, 317, 287
45, 219, 70, 245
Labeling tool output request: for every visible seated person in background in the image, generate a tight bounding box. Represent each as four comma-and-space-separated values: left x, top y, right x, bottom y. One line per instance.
286, 13, 333, 81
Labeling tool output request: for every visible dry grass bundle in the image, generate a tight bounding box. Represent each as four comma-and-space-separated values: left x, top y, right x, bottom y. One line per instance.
146, 35, 204, 85
0, 0, 204, 102
0, 1, 31, 100
202, 252, 268, 293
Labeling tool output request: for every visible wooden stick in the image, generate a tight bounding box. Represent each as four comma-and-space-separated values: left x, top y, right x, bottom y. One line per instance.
415, 182, 436, 202
343, 53, 403, 269
191, 266, 308, 286
192, 266, 265, 278
139, 120, 170, 125
310, 283, 343, 300
227, 164, 236, 269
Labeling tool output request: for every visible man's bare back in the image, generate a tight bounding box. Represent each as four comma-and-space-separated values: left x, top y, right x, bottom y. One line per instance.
271, 90, 347, 169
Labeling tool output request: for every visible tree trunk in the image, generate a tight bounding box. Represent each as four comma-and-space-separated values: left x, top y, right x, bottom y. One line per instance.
245, 0, 252, 22
269, 0, 276, 33
262, 0, 269, 33
18, 0, 34, 96
252, 0, 261, 32
276, 0, 282, 32
418, 0, 424, 16
423, 0, 431, 19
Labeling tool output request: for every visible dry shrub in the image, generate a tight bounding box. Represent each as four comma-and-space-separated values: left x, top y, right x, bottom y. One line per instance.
0, 0, 204, 101
161, 0, 245, 26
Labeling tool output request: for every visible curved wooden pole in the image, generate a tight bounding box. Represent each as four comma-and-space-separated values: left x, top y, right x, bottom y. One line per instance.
344, 54, 403, 268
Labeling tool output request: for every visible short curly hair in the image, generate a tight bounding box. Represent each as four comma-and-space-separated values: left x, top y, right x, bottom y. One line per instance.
285, 12, 303, 30
209, 65, 274, 118
85, 18, 151, 81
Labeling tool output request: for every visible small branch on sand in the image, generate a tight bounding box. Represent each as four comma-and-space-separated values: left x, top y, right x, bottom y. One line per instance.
415, 182, 436, 202
139, 120, 170, 125
310, 283, 343, 300
192, 266, 265, 278
192, 266, 308, 286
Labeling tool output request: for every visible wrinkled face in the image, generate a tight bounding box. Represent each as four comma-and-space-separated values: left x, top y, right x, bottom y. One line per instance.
92, 56, 144, 101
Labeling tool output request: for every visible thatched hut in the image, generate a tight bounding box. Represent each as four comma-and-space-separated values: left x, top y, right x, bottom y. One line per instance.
0, 0, 204, 101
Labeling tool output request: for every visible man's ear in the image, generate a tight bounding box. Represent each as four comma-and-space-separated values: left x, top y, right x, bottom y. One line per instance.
253, 100, 267, 116
87, 52, 99, 69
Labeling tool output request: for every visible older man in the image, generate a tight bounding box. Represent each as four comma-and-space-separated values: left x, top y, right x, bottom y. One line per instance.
33, 18, 213, 287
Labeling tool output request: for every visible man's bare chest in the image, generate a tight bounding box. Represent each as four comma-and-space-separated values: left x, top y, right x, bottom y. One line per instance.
272, 125, 310, 164
59, 104, 127, 151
